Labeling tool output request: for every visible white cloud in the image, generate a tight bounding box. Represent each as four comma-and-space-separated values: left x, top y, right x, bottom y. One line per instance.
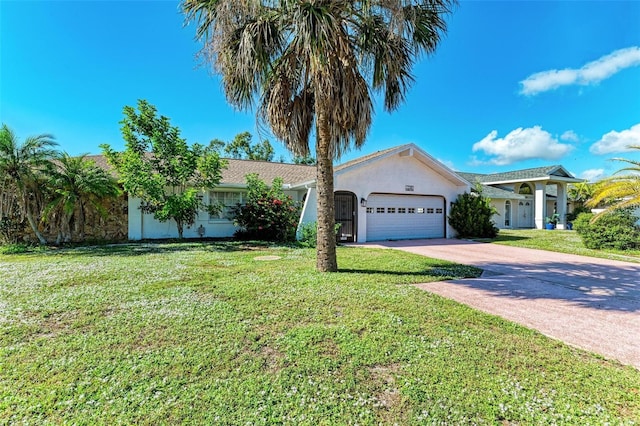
579, 168, 606, 182
472, 126, 574, 166
560, 130, 579, 142
520, 46, 640, 95
590, 123, 640, 155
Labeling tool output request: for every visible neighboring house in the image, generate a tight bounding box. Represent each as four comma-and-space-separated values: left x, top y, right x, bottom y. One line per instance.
87, 144, 582, 242
458, 166, 583, 230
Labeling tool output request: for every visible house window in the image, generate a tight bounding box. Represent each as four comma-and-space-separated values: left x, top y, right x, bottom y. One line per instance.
387, 207, 396, 213
209, 191, 245, 220
376, 207, 385, 213
398, 207, 406, 213
408, 207, 416, 214
417, 208, 425, 214
435, 208, 443, 214
505, 200, 511, 227
366, 207, 373, 214
427, 208, 434, 214
518, 183, 532, 195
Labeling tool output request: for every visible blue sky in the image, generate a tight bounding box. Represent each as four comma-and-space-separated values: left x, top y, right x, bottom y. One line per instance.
2, 1, 639, 181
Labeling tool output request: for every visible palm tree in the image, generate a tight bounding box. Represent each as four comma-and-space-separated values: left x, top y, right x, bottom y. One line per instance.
44, 153, 121, 243
183, 0, 455, 271
587, 145, 640, 215
0, 124, 58, 244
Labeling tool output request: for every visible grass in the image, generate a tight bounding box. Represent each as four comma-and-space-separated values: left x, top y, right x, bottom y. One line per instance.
1, 242, 639, 424
491, 228, 640, 263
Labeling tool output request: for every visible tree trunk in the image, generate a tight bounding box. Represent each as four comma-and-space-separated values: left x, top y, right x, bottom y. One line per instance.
78, 201, 86, 240
315, 109, 338, 272
25, 210, 47, 245
176, 219, 184, 239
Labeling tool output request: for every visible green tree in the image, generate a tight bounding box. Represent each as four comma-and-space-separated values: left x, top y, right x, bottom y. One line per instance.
224, 132, 275, 161
183, 0, 454, 271
44, 153, 120, 243
292, 154, 316, 165
587, 146, 640, 216
101, 100, 226, 239
568, 181, 595, 207
0, 124, 58, 244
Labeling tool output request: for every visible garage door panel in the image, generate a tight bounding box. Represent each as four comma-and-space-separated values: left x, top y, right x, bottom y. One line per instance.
366, 194, 444, 241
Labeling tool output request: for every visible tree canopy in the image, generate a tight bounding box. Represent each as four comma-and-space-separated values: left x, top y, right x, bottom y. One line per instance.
222, 132, 275, 161
587, 145, 640, 217
183, 0, 455, 271
101, 100, 226, 238
0, 124, 58, 244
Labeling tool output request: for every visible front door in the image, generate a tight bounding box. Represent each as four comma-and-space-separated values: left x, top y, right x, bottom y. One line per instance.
334, 192, 356, 242
518, 200, 533, 228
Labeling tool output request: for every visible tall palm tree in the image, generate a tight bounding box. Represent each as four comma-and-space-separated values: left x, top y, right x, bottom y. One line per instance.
587, 145, 640, 215
183, 0, 455, 271
44, 153, 121, 243
0, 124, 58, 244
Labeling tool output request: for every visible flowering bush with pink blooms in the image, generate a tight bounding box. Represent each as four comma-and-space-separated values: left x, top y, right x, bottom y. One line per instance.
231, 174, 301, 242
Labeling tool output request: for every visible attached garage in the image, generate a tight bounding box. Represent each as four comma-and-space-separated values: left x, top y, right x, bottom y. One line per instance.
365, 193, 445, 241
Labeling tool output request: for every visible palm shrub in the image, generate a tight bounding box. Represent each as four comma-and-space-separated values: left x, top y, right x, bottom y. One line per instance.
573, 210, 640, 250
449, 191, 498, 239
231, 174, 300, 242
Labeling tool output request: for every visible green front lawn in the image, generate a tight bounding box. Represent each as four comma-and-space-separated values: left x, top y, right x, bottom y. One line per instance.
1, 243, 638, 424
493, 229, 640, 263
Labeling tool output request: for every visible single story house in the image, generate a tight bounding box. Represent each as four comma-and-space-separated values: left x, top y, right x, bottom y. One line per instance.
458, 166, 583, 230
91, 143, 583, 242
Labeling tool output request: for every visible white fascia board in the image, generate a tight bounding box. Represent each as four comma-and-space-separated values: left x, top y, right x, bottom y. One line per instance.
289, 180, 317, 190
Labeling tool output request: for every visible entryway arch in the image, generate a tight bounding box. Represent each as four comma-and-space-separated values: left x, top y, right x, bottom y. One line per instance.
334, 191, 357, 242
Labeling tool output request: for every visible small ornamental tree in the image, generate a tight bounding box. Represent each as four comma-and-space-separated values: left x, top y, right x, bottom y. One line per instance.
448, 189, 498, 239
101, 100, 226, 238
231, 174, 300, 242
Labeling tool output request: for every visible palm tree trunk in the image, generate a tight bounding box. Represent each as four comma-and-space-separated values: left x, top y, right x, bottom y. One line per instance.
25, 210, 47, 245
315, 109, 338, 272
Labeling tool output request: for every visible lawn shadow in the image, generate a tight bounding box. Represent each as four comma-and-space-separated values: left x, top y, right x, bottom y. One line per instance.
422, 258, 640, 314
22, 239, 279, 257
339, 265, 481, 279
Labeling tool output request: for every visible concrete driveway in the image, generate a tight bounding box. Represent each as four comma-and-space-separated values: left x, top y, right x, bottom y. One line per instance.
356, 239, 640, 369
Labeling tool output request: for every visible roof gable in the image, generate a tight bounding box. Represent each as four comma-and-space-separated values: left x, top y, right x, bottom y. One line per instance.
336, 143, 468, 186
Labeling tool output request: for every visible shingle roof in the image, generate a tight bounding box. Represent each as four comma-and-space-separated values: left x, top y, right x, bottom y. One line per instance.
480, 185, 526, 200
87, 154, 316, 186
459, 165, 577, 183
220, 159, 315, 186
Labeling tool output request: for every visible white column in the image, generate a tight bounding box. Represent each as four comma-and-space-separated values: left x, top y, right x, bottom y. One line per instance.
556, 183, 567, 229
534, 183, 546, 229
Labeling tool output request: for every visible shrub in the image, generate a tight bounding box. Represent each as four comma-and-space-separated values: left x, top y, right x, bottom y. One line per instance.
298, 221, 318, 247
574, 210, 640, 250
566, 205, 590, 223
297, 221, 342, 248
231, 174, 301, 242
448, 191, 499, 239
0, 243, 31, 255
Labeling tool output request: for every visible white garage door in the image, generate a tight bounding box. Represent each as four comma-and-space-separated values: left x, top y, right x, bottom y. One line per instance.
366, 194, 445, 241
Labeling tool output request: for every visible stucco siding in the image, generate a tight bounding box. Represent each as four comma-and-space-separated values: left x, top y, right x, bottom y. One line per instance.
128, 188, 306, 240
335, 154, 469, 242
